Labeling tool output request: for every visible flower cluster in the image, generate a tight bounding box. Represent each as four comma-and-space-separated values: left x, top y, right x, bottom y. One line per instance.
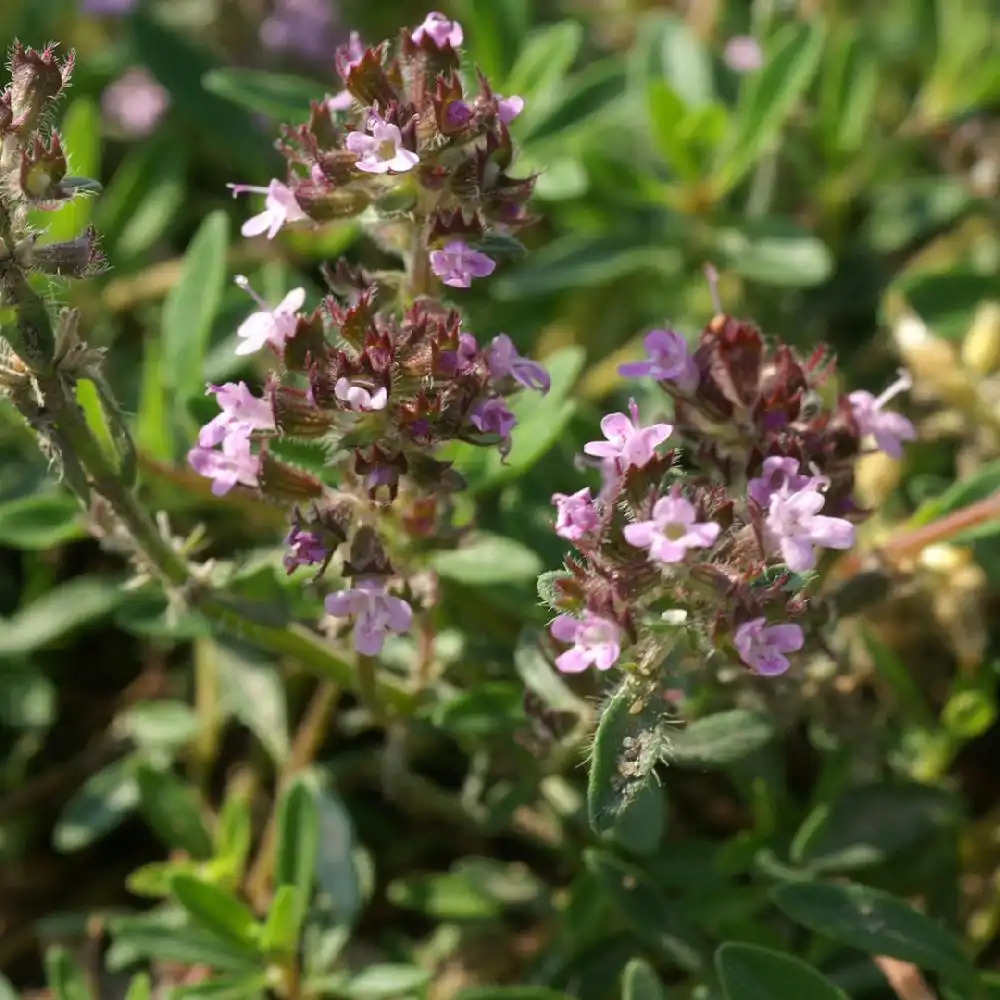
189, 13, 547, 656
545, 316, 916, 680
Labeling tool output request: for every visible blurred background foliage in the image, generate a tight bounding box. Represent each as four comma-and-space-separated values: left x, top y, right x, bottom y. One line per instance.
2, 0, 1000, 997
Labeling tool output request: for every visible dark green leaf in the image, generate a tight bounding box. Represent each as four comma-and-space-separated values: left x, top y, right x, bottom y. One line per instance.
53, 755, 138, 852
202, 68, 323, 123
170, 873, 260, 949
772, 881, 972, 981
432, 534, 542, 586
716, 942, 848, 1000
713, 220, 834, 287
345, 965, 432, 1000
45, 947, 93, 1000
521, 59, 626, 145
670, 710, 776, 767
275, 775, 320, 925
314, 786, 362, 927
818, 29, 878, 153
621, 957, 667, 1000
135, 761, 214, 859
215, 643, 290, 763
0, 491, 83, 549
168, 975, 267, 1000
162, 210, 230, 406
0, 577, 126, 657
431, 682, 525, 738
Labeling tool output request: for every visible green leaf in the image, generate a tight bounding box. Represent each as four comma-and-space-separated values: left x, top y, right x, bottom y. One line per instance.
170, 873, 260, 949
387, 870, 503, 920
45, 947, 93, 1000
621, 957, 667, 1000
107, 912, 260, 973
714, 22, 826, 193
454, 0, 530, 82
818, 28, 878, 154
670, 710, 776, 767
216, 791, 253, 876
119, 699, 200, 752
643, 81, 703, 181
503, 21, 583, 113
215, 643, 290, 763
584, 849, 705, 971
432, 534, 542, 586
0, 577, 126, 658
637, 14, 714, 108
162, 210, 230, 408
135, 761, 214, 859
713, 220, 833, 287
275, 776, 319, 925
260, 885, 301, 956
791, 783, 959, 872
169, 976, 268, 1000
521, 58, 626, 146
38, 97, 101, 243
0, 973, 17, 1000
588, 678, 671, 843
456, 991, 573, 1000
136, 334, 173, 462
431, 682, 525, 739
0, 491, 84, 549
943, 685, 997, 739
314, 786, 362, 927
344, 965, 432, 1000
772, 881, 973, 982
0, 667, 54, 728
53, 755, 139, 852
202, 68, 322, 123
911, 458, 1000, 525
95, 135, 187, 259
864, 179, 971, 256
514, 632, 581, 713
124, 974, 152, 1000
897, 268, 995, 341
716, 942, 848, 1000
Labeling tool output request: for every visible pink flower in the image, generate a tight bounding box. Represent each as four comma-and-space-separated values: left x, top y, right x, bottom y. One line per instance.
497, 94, 524, 125
748, 456, 816, 508
619, 328, 698, 392
430, 240, 496, 288
487, 334, 550, 393
234, 276, 305, 356
188, 429, 260, 497
228, 179, 308, 240
470, 398, 516, 438
552, 487, 600, 542
849, 370, 916, 459
623, 488, 721, 564
764, 486, 855, 572
734, 618, 804, 675
550, 613, 622, 673
198, 382, 275, 447
327, 89, 354, 112
101, 67, 169, 137
346, 114, 418, 174
336, 32, 366, 79
724, 36, 764, 74
583, 400, 672, 471
411, 11, 463, 48
284, 526, 329, 574
335, 378, 388, 412
325, 578, 413, 655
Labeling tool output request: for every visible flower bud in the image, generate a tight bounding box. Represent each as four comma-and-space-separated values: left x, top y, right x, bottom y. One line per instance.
19, 134, 67, 201
854, 450, 902, 508
293, 182, 371, 222
270, 384, 335, 438
9, 43, 73, 133
257, 451, 324, 502
343, 524, 392, 578
961, 301, 1000, 376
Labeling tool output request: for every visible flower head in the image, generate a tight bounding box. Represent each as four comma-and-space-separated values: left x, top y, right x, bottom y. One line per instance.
552, 487, 600, 542
764, 485, 855, 572
101, 68, 169, 137
199, 381, 275, 447
724, 36, 764, 73
335, 378, 388, 412
234, 276, 305, 356
228, 179, 308, 240
748, 456, 816, 509
734, 618, 803, 675
488, 334, 550, 393
411, 11, 463, 48
188, 429, 260, 497
284, 525, 331, 574
430, 240, 496, 288
325, 578, 413, 655
470, 398, 516, 438
346, 113, 419, 174
550, 612, 622, 673
583, 400, 672, 471
849, 370, 916, 459
619, 328, 698, 392
623, 488, 720, 564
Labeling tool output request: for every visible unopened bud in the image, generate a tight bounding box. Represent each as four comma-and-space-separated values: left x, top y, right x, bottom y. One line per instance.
271, 384, 335, 438
343, 524, 392, 577
294, 183, 371, 222
19, 133, 67, 201
9, 43, 73, 133
854, 450, 902, 508
962, 301, 1000, 376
